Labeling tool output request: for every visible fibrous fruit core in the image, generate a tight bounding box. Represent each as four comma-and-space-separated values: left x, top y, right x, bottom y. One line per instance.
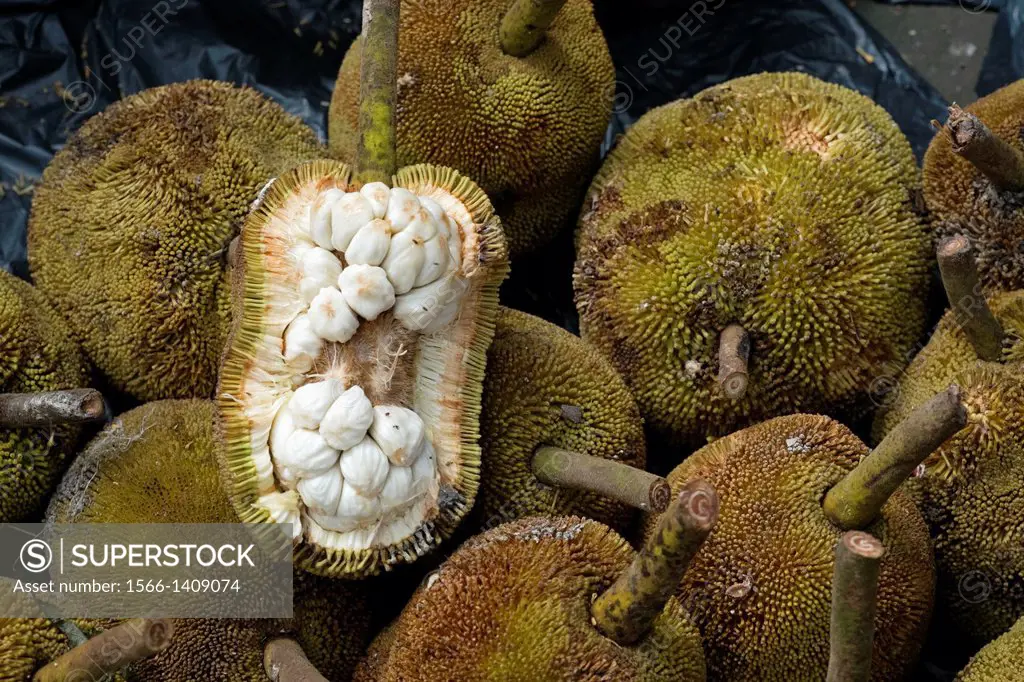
220, 162, 506, 575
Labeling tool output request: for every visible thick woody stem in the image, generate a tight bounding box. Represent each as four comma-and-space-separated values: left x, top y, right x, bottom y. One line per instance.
824, 385, 967, 530
717, 324, 751, 400
355, 0, 399, 184
500, 0, 569, 57
264, 638, 329, 682
937, 235, 1005, 362
943, 104, 1024, 192
0, 389, 106, 428
827, 532, 885, 682
591, 479, 718, 645
533, 446, 671, 513
34, 618, 174, 682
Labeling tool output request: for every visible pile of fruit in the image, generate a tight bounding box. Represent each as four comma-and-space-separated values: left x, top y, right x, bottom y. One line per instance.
2, 0, 1023, 679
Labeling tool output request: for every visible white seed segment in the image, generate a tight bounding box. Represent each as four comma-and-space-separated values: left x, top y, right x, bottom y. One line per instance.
299, 247, 345, 303
340, 437, 391, 497
385, 188, 421, 231
309, 286, 360, 343
415, 234, 450, 288
419, 197, 446, 224
345, 219, 392, 266
270, 397, 299, 467
339, 264, 396, 320
290, 379, 343, 429
405, 208, 438, 241
297, 466, 344, 514
412, 439, 436, 485
320, 386, 375, 450
381, 229, 426, 295
337, 481, 382, 520
331, 192, 375, 252
283, 314, 322, 369
310, 189, 345, 249
370, 406, 426, 466
360, 182, 391, 219
280, 428, 340, 476
379, 466, 414, 509
393, 277, 462, 333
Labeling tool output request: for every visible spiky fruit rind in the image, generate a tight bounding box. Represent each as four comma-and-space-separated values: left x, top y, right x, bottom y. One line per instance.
29, 80, 323, 401
0, 271, 88, 523
353, 515, 705, 682
575, 72, 928, 445
218, 160, 508, 578
45, 400, 370, 681
647, 414, 934, 681
957, 615, 1024, 681
477, 307, 646, 532
874, 302, 1024, 642
873, 290, 1024, 440
924, 80, 1024, 293
329, 0, 613, 257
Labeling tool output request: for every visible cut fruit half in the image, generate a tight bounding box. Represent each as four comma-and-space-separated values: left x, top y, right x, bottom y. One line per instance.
218, 159, 508, 577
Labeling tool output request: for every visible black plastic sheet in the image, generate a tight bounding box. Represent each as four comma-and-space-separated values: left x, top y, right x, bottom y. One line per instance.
978, 0, 1023, 94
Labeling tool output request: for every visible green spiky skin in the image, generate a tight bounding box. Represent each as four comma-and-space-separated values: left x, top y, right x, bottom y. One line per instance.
45, 400, 371, 682
575, 72, 930, 447
476, 307, 647, 533
354, 516, 705, 682
0, 602, 119, 682
0, 271, 88, 523
957, 616, 1024, 681
874, 293, 1024, 643
29, 80, 324, 401
328, 0, 613, 257
645, 414, 935, 681
924, 80, 1024, 293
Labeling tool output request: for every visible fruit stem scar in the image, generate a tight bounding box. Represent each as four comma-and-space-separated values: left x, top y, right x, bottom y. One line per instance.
532, 446, 671, 512
33, 618, 175, 682
941, 104, 1024, 192
355, 0, 399, 185
591, 479, 718, 645
716, 324, 750, 400
263, 637, 330, 682
0, 389, 107, 428
823, 385, 967, 530
827, 531, 884, 682
937, 235, 1005, 362
499, 0, 569, 58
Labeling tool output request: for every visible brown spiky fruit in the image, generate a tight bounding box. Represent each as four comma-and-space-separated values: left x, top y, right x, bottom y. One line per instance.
476, 307, 656, 533
575, 71, 929, 446
924, 82, 1024, 293
956, 615, 1024, 681
44, 400, 371, 681
0, 270, 96, 523
329, 0, 613, 257
29, 80, 324, 401
355, 483, 717, 682
645, 413, 939, 681
873, 245, 1024, 644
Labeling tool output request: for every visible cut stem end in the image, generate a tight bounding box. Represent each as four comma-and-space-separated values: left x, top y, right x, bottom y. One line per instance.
533, 446, 671, 512
499, 0, 569, 57
827, 531, 884, 682
824, 385, 966, 530
717, 324, 751, 400
943, 104, 1024, 192
33, 618, 174, 682
591, 479, 718, 645
355, 0, 400, 184
937, 234, 1005, 362
264, 637, 329, 682
0, 389, 107, 429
